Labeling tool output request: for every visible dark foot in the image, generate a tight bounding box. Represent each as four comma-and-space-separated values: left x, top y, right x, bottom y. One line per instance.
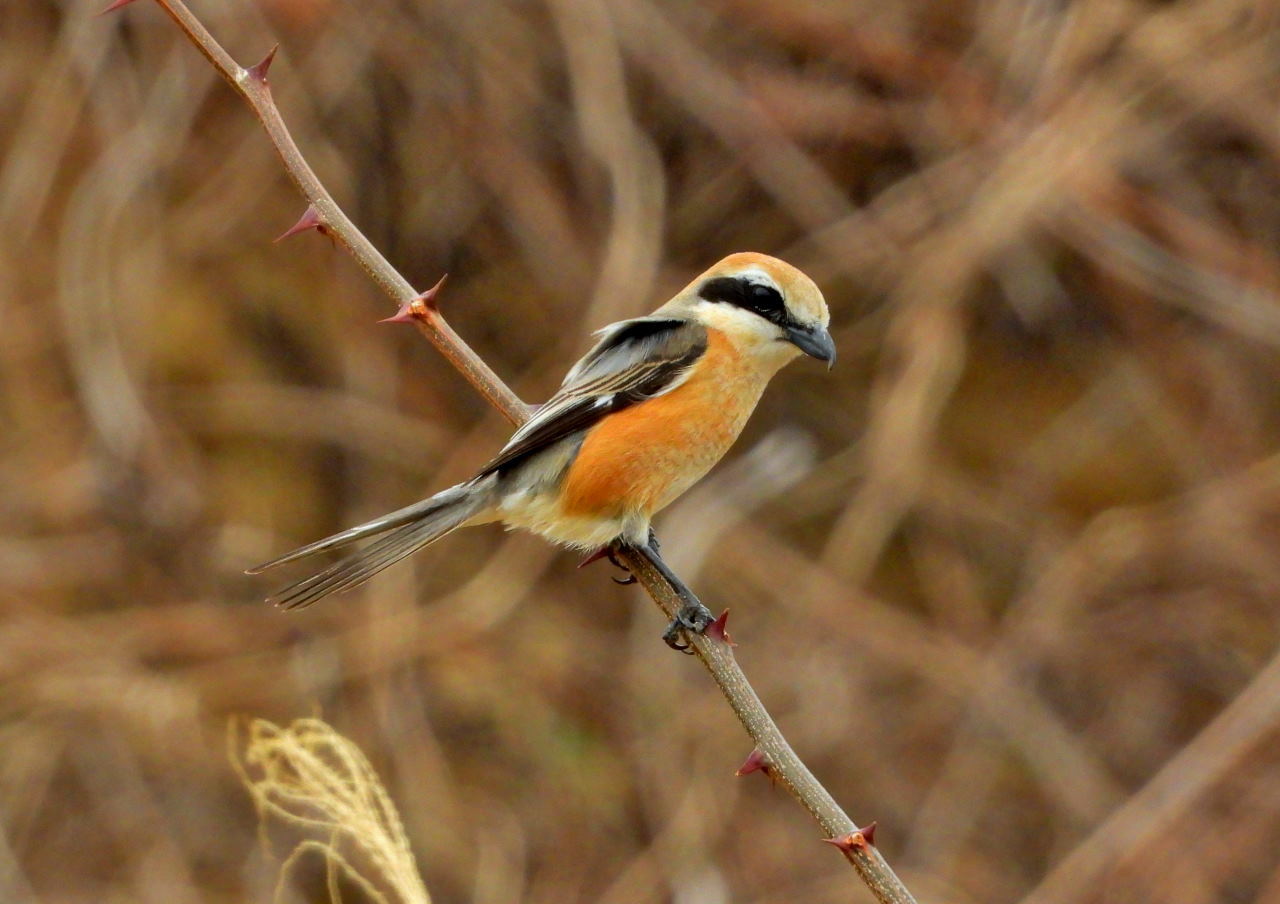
578, 544, 636, 584
662, 602, 715, 654
630, 538, 713, 653
606, 547, 636, 584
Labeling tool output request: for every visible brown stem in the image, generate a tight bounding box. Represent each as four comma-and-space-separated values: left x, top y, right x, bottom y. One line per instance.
118, 2, 918, 900
142, 0, 528, 425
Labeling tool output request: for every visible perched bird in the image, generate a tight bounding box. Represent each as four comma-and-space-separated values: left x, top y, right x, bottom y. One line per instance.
250, 252, 833, 646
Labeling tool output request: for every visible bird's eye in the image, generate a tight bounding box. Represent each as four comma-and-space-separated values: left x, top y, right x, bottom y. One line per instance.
747, 283, 785, 321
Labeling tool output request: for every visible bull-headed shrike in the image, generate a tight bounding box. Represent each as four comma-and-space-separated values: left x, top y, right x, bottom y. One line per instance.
250, 252, 833, 648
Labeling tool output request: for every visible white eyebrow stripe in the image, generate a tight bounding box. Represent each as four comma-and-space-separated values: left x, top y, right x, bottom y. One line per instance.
733, 267, 782, 292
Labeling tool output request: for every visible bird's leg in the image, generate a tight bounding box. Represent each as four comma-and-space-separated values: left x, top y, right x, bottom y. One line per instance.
631, 539, 714, 654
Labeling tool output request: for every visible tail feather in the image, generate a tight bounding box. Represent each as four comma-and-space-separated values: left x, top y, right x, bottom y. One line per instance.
253, 480, 493, 610
246, 484, 477, 574
268, 518, 452, 610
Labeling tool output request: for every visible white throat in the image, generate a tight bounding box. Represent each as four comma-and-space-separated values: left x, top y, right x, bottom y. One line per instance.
691, 301, 801, 370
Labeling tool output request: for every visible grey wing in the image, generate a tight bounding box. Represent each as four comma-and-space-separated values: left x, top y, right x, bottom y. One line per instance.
475, 317, 708, 478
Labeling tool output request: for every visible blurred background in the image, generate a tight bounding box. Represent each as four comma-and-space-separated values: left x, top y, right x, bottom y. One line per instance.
4, 0, 1280, 901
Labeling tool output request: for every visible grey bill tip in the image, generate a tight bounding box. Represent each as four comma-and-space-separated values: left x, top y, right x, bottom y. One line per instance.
785, 324, 836, 367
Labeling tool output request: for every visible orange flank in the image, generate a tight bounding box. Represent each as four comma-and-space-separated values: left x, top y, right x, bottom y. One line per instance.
560, 329, 768, 520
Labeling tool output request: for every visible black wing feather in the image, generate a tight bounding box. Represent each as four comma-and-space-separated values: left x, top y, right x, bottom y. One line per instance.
476, 318, 707, 478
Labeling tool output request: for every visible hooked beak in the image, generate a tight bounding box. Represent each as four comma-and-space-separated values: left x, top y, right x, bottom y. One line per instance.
785, 324, 836, 368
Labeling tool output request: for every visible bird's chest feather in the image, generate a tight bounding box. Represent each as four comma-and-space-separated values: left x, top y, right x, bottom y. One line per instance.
560, 330, 771, 517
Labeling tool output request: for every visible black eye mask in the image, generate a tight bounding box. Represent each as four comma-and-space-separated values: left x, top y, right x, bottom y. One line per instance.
697, 276, 789, 327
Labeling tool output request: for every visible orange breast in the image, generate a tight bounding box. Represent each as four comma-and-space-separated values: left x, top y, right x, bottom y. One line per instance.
560, 329, 769, 519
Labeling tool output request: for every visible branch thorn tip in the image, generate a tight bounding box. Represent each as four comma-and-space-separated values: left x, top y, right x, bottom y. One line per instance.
706, 609, 734, 646
97, 0, 142, 15
735, 747, 771, 778
379, 303, 419, 325
577, 547, 612, 569
274, 205, 324, 243
382, 274, 447, 323
246, 45, 279, 84
417, 273, 449, 310
823, 822, 877, 852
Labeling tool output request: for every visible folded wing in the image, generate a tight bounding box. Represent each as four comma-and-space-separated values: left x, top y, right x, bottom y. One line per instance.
477, 317, 708, 477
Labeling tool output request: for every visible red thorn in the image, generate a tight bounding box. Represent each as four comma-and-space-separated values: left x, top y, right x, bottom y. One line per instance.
415, 273, 449, 311
246, 45, 279, 83
380, 274, 448, 324
734, 748, 771, 777
822, 833, 863, 853
97, 0, 142, 15
273, 205, 324, 243
577, 547, 612, 569
822, 822, 877, 853
378, 302, 419, 325
706, 609, 735, 646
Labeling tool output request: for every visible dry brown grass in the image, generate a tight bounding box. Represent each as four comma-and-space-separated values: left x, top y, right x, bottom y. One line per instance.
3, 0, 1280, 901
234, 717, 430, 904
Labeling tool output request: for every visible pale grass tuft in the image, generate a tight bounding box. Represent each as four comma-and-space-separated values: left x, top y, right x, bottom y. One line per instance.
231, 718, 431, 904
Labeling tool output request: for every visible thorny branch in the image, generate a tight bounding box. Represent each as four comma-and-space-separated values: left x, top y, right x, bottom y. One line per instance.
104, 1, 918, 900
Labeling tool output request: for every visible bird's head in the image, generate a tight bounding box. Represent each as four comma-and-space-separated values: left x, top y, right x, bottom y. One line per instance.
662, 253, 834, 370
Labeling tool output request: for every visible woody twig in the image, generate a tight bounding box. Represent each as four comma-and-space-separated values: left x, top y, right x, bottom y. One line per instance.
102, 2, 917, 900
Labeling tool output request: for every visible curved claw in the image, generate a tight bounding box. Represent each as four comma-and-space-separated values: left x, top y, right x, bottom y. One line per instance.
662, 602, 714, 653
606, 547, 636, 583
580, 544, 638, 584
664, 631, 695, 654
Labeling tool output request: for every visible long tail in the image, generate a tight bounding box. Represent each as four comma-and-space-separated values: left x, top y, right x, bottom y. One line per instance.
248, 479, 494, 610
